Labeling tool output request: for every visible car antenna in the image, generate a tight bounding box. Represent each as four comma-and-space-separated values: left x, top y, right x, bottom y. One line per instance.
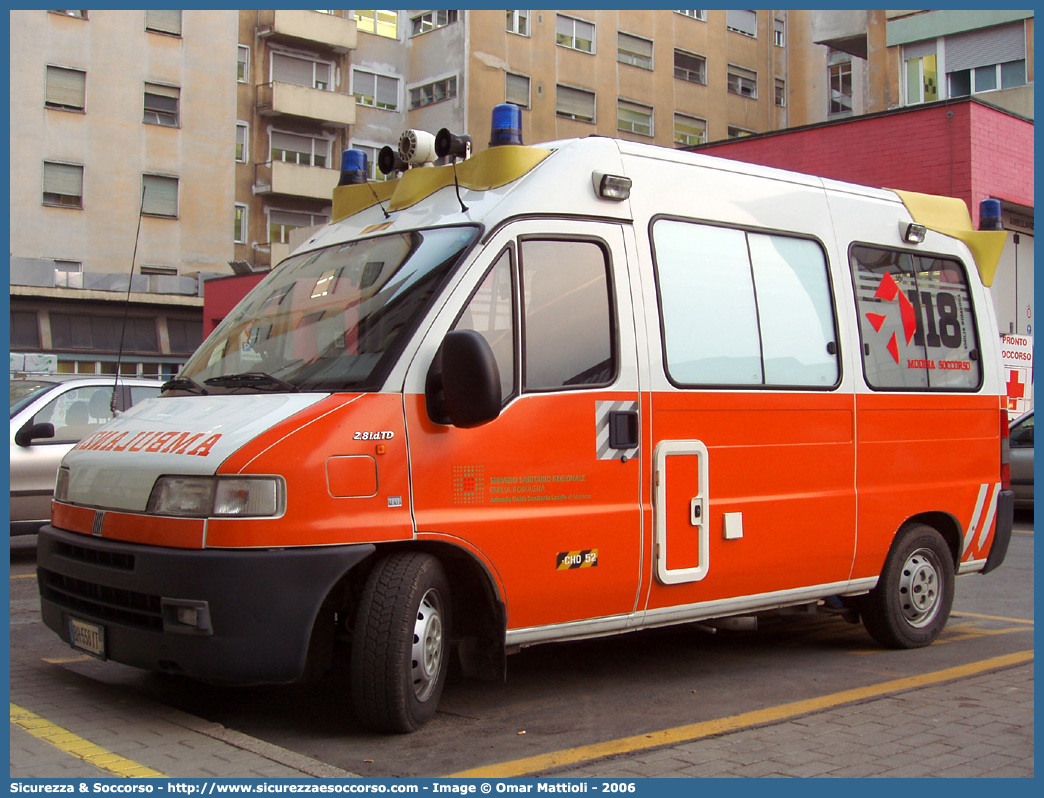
111, 185, 146, 415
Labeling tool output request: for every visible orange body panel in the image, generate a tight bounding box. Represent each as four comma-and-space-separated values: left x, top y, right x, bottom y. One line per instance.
208, 394, 413, 548
51, 502, 205, 548
406, 391, 642, 630
644, 391, 857, 610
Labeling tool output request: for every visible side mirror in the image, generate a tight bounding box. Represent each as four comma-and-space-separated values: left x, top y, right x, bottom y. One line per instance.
15, 421, 55, 447
426, 330, 502, 429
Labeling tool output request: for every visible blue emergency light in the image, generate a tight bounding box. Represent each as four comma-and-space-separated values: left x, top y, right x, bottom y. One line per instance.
337, 148, 369, 185
489, 103, 523, 147
979, 198, 1003, 231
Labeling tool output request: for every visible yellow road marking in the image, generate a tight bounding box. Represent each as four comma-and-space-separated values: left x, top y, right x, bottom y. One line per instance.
447, 650, 1034, 778
10, 703, 167, 778
951, 611, 1034, 625
42, 655, 94, 664
11, 573, 37, 579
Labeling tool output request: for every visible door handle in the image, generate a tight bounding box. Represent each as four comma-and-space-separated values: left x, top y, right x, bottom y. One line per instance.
608, 410, 638, 449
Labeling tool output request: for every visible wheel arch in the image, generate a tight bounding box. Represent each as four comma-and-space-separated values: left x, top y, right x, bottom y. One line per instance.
902, 511, 962, 566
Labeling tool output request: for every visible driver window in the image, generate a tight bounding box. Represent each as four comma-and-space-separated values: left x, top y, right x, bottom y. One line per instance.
453, 249, 516, 402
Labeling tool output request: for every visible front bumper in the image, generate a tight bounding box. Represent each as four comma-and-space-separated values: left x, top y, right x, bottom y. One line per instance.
37, 525, 374, 684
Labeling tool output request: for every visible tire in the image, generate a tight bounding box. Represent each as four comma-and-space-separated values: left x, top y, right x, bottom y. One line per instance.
351, 553, 451, 733
861, 523, 954, 649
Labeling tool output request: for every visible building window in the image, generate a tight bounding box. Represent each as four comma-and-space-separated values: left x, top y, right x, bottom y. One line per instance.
45, 65, 85, 111
903, 50, 938, 105
235, 122, 249, 163
673, 112, 707, 147
141, 174, 178, 218
270, 131, 331, 167
234, 203, 248, 244
349, 143, 393, 181
237, 45, 249, 83
556, 15, 595, 54
54, 260, 83, 288
145, 10, 181, 36
775, 78, 786, 107
506, 10, 529, 36
727, 126, 754, 138
727, 65, 757, 98
555, 84, 596, 123
675, 10, 706, 21
949, 60, 1027, 97
774, 18, 785, 47
272, 52, 333, 91
506, 72, 530, 109
352, 68, 399, 111
829, 61, 852, 114
43, 161, 83, 208
410, 9, 457, 37
674, 49, 706, 84
49, 10, 87, 19
618, 32, 653, 70
269, 209, 327, 244
11, 311, 41, 349
409, 75, 457, 109
355, 10, 398, 39
617, 99, 653, 137
726, 9, 757, 38
143, 82, 179, 127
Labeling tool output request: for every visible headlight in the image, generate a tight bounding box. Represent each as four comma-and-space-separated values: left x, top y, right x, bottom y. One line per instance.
54, 467, 70, 502
147, 476, 283, 518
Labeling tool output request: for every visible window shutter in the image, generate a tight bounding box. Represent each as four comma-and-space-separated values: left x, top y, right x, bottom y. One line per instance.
506, 72, 529, 107
146, 10, 182, 35
726, 9, 757, 37
272, 53, 314, 87
556, 85, 595, 120
272, 131, 311, 155
375, 74, 398, 108
903, 39, 936, 60
946, 22, 1025, 72
44, 162, 83, 196
142, 175, 178, 217
46, 66, 85, 109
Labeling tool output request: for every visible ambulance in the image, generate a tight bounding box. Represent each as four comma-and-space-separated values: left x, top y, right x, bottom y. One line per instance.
38, 105, 1014, 733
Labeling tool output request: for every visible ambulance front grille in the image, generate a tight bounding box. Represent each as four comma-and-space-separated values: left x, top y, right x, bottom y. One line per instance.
52, 539, 135, 571
39, 569, 163, 631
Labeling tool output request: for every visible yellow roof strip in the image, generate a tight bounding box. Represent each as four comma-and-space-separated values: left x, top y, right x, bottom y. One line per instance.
331, 145, 552, 223
890, 189, 1008, 287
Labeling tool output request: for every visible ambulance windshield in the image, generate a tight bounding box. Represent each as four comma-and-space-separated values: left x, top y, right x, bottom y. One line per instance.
179, 226, 480, 392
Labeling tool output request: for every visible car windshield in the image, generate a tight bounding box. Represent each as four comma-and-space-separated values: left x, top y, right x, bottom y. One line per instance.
10, 380, 59, 417
179, 226, 480, 392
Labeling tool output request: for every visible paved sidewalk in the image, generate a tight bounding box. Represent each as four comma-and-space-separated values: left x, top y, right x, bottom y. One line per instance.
10, 658, 1032, 779
549, 662, 1034, 778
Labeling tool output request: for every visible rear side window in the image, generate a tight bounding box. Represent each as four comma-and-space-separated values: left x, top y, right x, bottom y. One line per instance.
850, 245, 981, 390
652, 219, 839, 388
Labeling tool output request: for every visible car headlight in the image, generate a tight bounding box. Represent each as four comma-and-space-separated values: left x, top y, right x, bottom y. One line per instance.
147, 476, 283, 518
54, 467, 70, 503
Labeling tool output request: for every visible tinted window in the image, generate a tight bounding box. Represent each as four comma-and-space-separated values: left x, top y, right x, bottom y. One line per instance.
521, 240, 615, 390
850, 245, 981, 390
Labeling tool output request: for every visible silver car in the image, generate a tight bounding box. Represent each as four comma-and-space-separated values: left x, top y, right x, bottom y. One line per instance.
10, 375, 163, 535
1009, 409, 1033, 510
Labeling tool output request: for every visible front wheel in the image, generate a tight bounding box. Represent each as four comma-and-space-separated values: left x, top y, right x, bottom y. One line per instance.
861, 523, 954, 649
351, 553, 452, 733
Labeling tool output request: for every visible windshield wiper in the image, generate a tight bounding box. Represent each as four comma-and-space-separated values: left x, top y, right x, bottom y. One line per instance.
161, 377, 209, 395
203, 372, 300, 393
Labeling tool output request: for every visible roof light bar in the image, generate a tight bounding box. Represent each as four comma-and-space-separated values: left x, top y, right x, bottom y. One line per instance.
979, 198, 1004, 231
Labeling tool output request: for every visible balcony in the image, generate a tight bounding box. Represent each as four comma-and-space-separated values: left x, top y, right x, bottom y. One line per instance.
256, 9, 357, 54
256, 81, 355, 128
254, 160, 340, 202
810, 10, 870, 59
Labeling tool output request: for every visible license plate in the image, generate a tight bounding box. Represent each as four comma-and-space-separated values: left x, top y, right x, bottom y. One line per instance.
68, 617, 106, 659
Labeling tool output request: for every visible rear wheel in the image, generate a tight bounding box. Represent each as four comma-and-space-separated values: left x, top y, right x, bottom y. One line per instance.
351, 553, 451, 733
861, 523, 954, 649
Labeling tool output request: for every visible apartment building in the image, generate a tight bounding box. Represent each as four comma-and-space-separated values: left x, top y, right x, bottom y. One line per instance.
807, 9, 1033, 122
9, 10, 238, 378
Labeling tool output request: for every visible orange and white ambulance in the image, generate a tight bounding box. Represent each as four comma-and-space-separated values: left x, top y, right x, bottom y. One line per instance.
39, 106, 1014, 733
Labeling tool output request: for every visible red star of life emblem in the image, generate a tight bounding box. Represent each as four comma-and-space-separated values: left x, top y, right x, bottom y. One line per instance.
865, 273, 918, 364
